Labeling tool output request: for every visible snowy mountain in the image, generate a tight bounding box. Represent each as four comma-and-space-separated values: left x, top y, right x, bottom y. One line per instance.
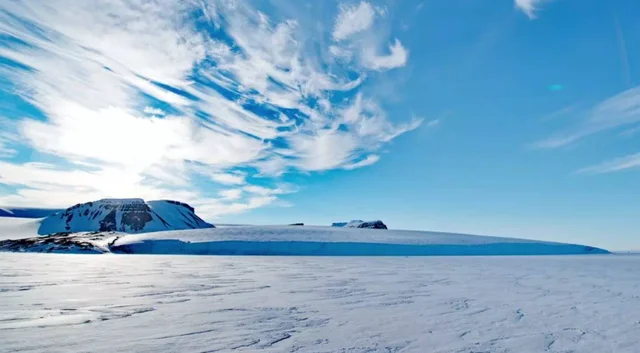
38, 198, 213, 235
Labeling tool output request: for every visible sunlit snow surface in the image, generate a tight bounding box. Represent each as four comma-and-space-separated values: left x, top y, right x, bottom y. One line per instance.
1, 254, 639, 352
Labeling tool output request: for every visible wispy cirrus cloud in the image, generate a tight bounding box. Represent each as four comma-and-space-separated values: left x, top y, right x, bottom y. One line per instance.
329, 1, 409, 71
515, 0, 552, 19
577, 153, 640, 174
533, 86, 640, 149
210, 172, 247, 186
333, 1, 378, 41
343, 154, 380, 170
0, 0, 420, 216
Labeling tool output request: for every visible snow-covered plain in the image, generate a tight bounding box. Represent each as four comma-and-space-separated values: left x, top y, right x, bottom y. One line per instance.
1, 253, 639, 352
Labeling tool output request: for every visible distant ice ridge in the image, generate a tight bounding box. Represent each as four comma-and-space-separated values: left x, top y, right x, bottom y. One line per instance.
38, 198, 213, 235
108, 226, 608, 256
0, 207, 62, 218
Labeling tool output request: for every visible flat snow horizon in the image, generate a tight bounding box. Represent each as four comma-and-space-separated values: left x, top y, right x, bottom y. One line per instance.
1, 253, 639, 352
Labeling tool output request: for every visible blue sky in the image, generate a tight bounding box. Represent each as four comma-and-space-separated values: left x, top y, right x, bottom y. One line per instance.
0, 0, 639, 250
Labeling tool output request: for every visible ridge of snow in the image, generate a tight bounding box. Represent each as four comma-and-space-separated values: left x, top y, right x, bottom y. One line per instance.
0, 207, 62, 219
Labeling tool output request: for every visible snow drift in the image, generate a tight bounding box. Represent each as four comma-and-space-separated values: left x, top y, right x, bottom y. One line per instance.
0, 218, 43, 240
38, 199, 213, 235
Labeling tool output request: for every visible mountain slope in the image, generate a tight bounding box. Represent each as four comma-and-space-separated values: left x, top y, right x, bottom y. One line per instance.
38, 199, 213, 235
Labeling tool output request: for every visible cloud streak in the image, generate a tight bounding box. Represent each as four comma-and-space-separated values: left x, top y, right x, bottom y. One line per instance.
577, 153, 640, 174
515, 0, 553, 19
333, 1, 377, 41
533, 86, 640, 149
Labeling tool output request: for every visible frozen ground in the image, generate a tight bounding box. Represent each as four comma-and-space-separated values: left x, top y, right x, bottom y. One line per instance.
1, 254, 639, 352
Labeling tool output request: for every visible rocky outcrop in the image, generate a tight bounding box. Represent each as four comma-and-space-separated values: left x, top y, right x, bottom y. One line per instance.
0, 232, 113, 253
38, 199, 213, 235
332, 220, 388, 229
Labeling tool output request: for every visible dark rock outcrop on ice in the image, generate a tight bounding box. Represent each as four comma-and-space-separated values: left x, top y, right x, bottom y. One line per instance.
332, 220, 388, 229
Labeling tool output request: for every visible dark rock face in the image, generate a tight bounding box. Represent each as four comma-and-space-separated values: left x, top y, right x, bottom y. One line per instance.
99, 210, 118, 232
60, 199, 155, 232
120, 208, 153, 231
354, 220, 387, 229
0, 233, 109, 253
164, 200, 194, 213
333, 220, 388, 229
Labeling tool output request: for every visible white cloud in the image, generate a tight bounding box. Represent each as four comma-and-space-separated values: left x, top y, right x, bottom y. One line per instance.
252, 156, 290, 177
0, 133, 17, 158
426, 119, 441, 128
194, 196, 277, 219
534, 86, 640, 149
343, 154, 380, 170
289, 130, 358, 171
515, 0, 552, 19
243, 184, 297, 196
362, 39, 409, 71
143, 106, 166, 116
210, 172, 247, 185
333, 1, 377, 41
577, 153, 640, 174
218, 189, 243, 200
0, 0, 420, 213
0, 161, 198, 208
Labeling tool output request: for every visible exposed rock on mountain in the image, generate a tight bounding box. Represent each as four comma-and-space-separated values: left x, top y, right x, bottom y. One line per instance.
332, 220, 388, 229
38, 199, 213, 235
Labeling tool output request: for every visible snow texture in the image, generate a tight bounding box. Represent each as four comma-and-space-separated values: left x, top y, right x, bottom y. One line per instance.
38, 198, 213, 235
0, 253, 638, 352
